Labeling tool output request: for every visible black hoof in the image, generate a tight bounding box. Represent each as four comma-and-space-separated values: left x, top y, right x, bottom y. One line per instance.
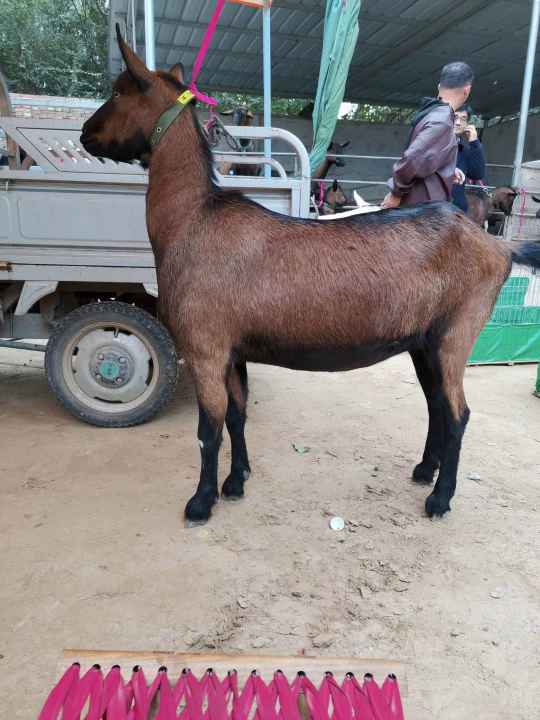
412, 461, 437, 485
222, 475, 245, 500
184, 493, 217, 524
425, 493, 451, 518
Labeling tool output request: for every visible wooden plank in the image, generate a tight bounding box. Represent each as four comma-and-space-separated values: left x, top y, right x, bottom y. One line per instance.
60, 650, 407, 695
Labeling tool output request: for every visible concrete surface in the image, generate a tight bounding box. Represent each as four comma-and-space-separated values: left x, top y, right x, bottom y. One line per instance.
0, 349, 539, 718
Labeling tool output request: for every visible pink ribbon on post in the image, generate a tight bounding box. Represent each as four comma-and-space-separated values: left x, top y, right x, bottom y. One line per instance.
188, 0, 227, 106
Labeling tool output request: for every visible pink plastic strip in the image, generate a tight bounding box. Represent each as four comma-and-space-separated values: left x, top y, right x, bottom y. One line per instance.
363, 675, 392, 720
325, 675, 353, 720
273, 671, 300, 720
62, 665, 102, 720
37, 667, 405, 720
382, 676, 405, 720
38, 663, 80, 720
188, 0, 227, 106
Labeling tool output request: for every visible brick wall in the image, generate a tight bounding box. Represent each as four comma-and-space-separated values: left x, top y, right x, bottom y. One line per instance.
9, 93, 101, 122
1, 93, 102, 155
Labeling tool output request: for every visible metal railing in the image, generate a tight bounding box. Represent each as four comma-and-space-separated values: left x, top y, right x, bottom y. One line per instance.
215, 148, 514, 194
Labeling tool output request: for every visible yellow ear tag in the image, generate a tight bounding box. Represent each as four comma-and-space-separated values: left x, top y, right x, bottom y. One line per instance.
177, 90, 194, 105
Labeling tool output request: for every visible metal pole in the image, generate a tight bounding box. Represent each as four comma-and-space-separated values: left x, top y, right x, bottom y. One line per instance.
130, 0, 137, 53
262, 2, 272, 178
512, 0, 540, 186
144, 0, 156, 70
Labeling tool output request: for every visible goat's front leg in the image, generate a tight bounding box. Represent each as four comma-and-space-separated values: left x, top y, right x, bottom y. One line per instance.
185, 364, 228, 525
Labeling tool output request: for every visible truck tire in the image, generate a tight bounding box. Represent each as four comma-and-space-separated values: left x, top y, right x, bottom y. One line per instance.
45, 301, 179, 427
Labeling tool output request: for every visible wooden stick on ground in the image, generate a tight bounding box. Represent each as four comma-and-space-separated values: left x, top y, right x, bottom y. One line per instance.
60, 649, 407, 694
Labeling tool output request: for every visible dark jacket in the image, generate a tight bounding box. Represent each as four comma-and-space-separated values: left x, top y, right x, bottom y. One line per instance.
388, 98, 457, 206
452, 139, 486, 212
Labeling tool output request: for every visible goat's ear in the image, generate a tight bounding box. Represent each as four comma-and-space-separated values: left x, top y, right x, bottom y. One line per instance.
341, 140, 351, 149
116, 23, 152, 89
169, 63, 185, 84
332, 179, 338, 191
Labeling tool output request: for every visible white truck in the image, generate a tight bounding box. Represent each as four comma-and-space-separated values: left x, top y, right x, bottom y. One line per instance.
0, 116, 310, 426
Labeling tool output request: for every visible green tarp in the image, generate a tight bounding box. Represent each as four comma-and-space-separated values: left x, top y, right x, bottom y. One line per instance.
469, 276, 540, 364
309, 0, 362, 174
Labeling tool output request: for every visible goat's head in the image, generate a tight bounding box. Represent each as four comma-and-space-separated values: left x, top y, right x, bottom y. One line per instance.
220, 107, 254, 127
81, 25, 187, 164
325, 179, 348, 210
328, 140, 351, 168
492, 186, 518, 216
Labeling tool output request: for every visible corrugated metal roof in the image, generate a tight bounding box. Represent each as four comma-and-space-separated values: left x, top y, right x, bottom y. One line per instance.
109, 0, 539, 116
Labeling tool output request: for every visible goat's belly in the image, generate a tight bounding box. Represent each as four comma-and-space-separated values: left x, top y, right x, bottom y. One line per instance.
241, 334, 421, 372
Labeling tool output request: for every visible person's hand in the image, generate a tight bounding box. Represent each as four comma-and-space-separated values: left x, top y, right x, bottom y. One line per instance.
454, 168, 466, 185
465, 124, 478, 142
381, 192, 401, 209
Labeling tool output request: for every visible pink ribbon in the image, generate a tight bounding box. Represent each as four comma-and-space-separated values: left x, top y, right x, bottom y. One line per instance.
188, 0, 227, 106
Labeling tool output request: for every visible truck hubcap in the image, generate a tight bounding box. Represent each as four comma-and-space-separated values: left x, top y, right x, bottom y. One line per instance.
63, 325, 159, 410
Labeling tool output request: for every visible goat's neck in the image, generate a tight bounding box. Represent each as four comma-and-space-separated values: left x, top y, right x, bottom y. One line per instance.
147, 109, 211, 229
313, 157, 333, 180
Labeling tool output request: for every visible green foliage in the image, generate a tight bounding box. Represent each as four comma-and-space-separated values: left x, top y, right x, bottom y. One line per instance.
0, 0, 109, 97
342, 103, 415, 124
0, 0, 414, 127
214, 92, 414, 123
214, 91, 309, 117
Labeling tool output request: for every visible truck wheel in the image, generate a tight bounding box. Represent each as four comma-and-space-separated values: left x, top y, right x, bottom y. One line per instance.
45, 301, 179, 427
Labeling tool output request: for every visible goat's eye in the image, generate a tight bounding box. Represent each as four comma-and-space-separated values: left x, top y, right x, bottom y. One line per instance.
113, 91, 120, 99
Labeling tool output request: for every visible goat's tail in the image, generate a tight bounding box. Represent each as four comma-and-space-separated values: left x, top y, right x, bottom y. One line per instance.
512, 241, 540, 269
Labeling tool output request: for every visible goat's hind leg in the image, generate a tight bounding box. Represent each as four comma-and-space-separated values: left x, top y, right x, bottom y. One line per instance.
410, 349, 446, 485
424, 389, 469, 518
222, 362, 251, 500
423, 339, 471, 518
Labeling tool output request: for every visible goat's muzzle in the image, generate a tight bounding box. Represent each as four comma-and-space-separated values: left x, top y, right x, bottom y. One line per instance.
80, 132, 101, 156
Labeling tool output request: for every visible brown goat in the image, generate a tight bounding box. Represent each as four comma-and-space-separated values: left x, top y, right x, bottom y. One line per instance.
81, 29, 540, 525
312, 140, 351, 180
488, 186, 519, 235
491, 186, 518, 216
464, 188, 490, 227
321, 179, 348, 214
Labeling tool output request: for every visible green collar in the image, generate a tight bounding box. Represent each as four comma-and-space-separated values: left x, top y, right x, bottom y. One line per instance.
149, 89, 195, 148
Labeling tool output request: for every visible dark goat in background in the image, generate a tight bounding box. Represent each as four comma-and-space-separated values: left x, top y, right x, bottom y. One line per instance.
217, 106, 259, 177
312, 139, 351, 180
321, 179, 348, 214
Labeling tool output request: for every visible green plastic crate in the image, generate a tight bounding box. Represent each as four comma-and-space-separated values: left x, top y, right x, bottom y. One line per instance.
490, 306, 540, 324
495, 277, 529, 306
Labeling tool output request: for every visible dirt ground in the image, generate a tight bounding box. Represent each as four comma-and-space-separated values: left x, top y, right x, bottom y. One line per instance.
0, 348, 539, 719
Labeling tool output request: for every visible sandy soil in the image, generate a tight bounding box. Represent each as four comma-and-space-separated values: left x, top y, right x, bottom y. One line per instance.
0, 349, 539, 718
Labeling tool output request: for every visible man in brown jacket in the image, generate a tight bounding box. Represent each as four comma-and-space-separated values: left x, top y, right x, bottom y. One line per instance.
382, 62, 474, 209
